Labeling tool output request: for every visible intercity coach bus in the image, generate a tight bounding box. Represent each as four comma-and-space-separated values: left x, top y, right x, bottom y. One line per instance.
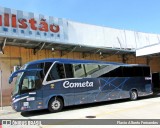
9, 58, 153, 112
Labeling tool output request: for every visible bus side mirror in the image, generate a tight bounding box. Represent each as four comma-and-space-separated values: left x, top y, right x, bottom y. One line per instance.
9, 76, 14, 84
14, 66, 21, 72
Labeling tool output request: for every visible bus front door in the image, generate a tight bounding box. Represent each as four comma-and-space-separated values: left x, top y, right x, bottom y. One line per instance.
19, 75, 43, 111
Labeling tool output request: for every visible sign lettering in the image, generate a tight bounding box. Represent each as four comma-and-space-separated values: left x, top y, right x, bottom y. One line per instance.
63, 81, 94, 88
0, 13, 60, 33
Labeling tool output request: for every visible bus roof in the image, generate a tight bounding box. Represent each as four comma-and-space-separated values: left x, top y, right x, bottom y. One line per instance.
27, 58, 148, 67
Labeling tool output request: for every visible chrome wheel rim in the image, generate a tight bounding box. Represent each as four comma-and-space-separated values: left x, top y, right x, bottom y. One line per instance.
51, 100, 60, 110
132, 92, 137, 99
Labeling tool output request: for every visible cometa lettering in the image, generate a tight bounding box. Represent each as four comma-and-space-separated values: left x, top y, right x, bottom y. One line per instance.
63, 81, 94, 88
0, 13, 60, 33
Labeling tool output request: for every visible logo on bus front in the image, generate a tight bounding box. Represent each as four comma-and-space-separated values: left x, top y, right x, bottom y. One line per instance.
63, 81, 94, 88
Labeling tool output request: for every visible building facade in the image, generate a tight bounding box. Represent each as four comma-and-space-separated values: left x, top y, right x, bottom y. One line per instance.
0, 7, 160, 106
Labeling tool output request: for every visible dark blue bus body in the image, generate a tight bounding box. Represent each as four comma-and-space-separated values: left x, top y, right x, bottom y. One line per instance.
9, 58, 153, 112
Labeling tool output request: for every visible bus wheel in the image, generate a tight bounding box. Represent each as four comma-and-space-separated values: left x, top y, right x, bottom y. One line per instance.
48, 97, 63, 112
130, 90, 138, 100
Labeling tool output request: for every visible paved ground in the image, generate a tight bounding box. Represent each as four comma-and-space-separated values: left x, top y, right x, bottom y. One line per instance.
0, 94, 160, 128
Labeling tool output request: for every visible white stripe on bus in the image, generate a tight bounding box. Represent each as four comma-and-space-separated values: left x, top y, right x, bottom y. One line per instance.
13, 96, 29, 103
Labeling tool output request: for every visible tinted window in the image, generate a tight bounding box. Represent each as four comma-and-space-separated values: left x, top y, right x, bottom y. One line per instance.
101, 66, 123, 77
123, 66, 143, 77
20, 71, 42, 93
123, 67, 134, 77
143, 67, 150, 76
22, 76, 37, 91
84, 64, 99, 76
47, 63, 65, 81
73, 64, 86, 77
135, 67, 143, 76
43, 62, 52, 75
99, 66, 150, 77
64, 64, 74, 78
26, 63, 45, 81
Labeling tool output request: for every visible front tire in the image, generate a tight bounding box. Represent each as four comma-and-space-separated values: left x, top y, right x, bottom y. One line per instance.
48, 97, 63, 112
130, 90, 138, 100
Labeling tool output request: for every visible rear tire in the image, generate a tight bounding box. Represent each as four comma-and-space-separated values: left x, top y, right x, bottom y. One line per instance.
48, 97, 63, 112
130, 90, 138, 100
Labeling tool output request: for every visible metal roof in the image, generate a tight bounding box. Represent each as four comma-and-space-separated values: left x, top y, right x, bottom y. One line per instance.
0, 6, 160, 57
136, 43, 160, 57
0, 36, 135, 56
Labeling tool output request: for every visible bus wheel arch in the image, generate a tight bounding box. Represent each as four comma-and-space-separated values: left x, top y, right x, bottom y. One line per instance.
48, 96, 64, 112
130, 89, 138, 100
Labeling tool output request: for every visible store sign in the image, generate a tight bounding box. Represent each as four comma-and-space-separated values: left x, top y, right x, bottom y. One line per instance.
0, 13, 60, 33
0, 7, 68, 42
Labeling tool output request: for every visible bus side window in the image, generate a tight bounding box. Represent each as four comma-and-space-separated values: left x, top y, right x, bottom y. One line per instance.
100, 66, 123, 77
43, 62, 52, 81
143, 67, 150, 77
73, 64, 86, 78
123, 66, 144, 77
134, 67, 143, 76
57, 63, 65, 79
44, 62, 52, 75
64, 64, 74, 78
47, 63, 65, 81
84, 64, 99, 76
123, 67, 133, 77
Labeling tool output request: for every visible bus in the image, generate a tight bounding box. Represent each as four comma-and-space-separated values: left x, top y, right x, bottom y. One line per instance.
9, 58, 153, 112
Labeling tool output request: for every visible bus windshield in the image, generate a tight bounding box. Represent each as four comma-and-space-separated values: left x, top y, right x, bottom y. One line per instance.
21, 73, 41, 92
11, 64, 44, 95
12, 72, 23, 95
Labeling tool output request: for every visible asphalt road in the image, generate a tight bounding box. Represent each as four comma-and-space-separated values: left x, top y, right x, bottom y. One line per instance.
0, 95, 160, 128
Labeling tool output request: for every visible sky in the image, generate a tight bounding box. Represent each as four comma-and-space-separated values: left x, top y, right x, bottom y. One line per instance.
0, 0, 160, 34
